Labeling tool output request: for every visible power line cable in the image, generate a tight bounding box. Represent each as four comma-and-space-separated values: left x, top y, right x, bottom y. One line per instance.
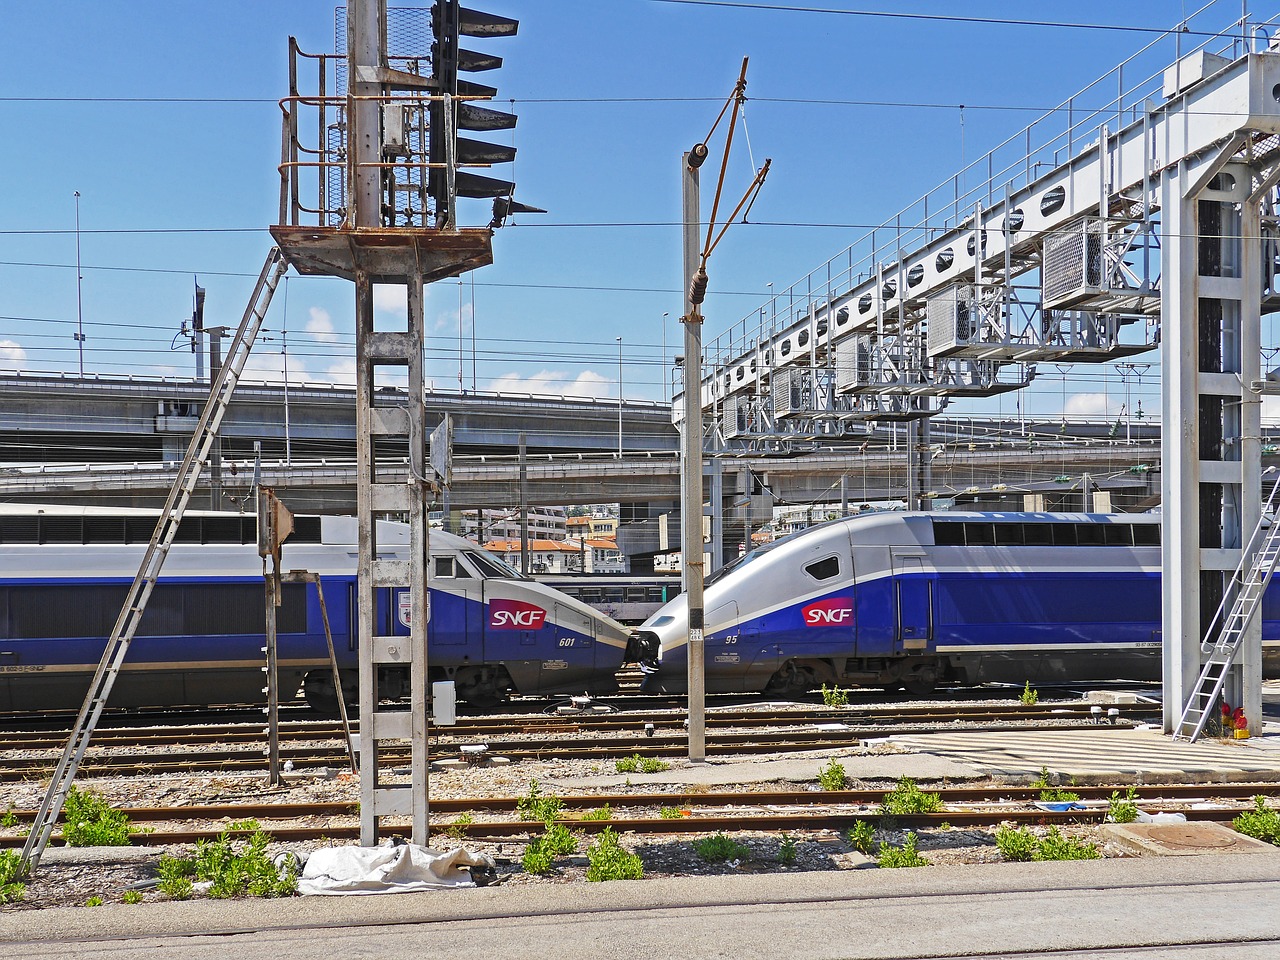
638, 0, 1244, 38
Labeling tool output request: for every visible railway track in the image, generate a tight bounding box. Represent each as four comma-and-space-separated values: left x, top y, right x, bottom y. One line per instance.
1, 783, 1271, 849
0, 701, 1156, 750
0, 702, 1158, 780
0, 682, 1162, 733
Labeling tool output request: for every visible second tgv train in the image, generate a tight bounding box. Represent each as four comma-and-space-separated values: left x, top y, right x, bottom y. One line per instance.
0, 505, 631, 714
636, 511, 1280, 696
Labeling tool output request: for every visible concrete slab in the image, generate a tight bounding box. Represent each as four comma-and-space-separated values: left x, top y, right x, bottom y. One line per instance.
37, 845, 157, 864
892, 727, 1280, 783
544, 749, 985, 792
1101, 821, 1280, 857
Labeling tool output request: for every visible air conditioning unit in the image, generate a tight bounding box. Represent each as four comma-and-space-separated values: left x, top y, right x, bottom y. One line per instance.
1042, 219, 1104, 310
835, 336, 875, 393
770, 368, 805, 418
721, 395, 751, 438
926, 285, 976, 357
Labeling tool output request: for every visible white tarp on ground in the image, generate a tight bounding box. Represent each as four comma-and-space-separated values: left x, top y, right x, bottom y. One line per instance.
298, 843, 496, 896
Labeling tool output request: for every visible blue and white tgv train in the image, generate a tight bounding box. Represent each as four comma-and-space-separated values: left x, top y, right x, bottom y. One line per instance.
636, 511, 1280, 696
0, 505, 630, 713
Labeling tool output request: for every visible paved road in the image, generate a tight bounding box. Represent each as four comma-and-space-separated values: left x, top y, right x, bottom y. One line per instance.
4, 853, 1280, 959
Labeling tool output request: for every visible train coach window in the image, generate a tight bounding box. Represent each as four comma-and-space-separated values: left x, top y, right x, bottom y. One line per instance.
1075, 525, 1105, 546
1021, 523, 1053, 546
964, 523, 996, 546
0, 582, 306, 640
1103, 525, 1134, 546
993, 524, 1025, 546
1051, 525, 1078, 546
1132, 524, 1160, 546
804, 556, 840, 581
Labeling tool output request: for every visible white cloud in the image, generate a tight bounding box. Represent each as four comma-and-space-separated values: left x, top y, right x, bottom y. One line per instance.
434, 300, 473, 334
373, 284, 407, 321
306, 307, 339, 343
239, 351, 289, 384
1063, 392, 1115, 417
0, 340, 27, 371
324, 357, 358, 388
487, 370, 611, 400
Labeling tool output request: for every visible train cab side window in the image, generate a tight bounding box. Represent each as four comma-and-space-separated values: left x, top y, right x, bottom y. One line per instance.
434, 557, 457, 578
931, 522, 965, 546
1132, 524, 1160, 546
804, 556, 840, 581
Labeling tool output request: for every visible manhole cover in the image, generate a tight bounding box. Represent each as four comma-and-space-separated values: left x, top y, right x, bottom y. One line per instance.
1146, 825, 1238, 849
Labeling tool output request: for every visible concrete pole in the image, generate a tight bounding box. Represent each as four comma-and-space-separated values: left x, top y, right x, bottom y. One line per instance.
617, 336, 624, 457
519, 432, 529, 577
682, 147, 706, 763
209, 328, 224, 509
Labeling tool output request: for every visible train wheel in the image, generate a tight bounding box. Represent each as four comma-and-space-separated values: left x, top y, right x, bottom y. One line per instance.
453, 666, 511, 710
303, 673, 340, 717
763, 660, 816, 697
303, 670, 358, 717
901, 665, 938, 698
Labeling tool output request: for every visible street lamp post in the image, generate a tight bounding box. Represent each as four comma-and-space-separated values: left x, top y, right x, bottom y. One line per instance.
617, 336, 623, 457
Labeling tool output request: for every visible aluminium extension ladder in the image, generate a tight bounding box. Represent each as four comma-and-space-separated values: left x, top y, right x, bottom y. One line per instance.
19, 248, 288, 871
1173, 473, 1280, 742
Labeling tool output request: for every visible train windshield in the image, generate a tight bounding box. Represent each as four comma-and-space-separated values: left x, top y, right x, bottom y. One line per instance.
705, 540, 777, 586
705, 517, 849, 587
465, 550, 531, 581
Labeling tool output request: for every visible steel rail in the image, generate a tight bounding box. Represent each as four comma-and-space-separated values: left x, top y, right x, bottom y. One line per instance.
0, 703, 1160, 751
0, 719, 1166, 780
0, 804, 1264, 849
8, 782, 1277, 824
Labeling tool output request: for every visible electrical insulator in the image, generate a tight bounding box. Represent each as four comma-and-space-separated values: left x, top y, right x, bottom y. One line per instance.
689, 268, 709, 305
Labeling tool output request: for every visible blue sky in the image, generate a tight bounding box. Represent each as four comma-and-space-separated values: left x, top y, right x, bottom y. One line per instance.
0, 1, 1268, 424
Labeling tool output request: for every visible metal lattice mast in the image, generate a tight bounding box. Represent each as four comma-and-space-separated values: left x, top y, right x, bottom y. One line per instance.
272, 0, 522, 845
20, 248, 287, 871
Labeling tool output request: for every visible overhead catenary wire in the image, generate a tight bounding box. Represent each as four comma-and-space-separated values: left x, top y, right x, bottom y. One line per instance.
640, 0, 1241, 39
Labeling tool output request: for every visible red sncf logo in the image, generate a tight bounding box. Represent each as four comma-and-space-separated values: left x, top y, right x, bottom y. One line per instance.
802, 598, 854, 627
489, 599, 548, 630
